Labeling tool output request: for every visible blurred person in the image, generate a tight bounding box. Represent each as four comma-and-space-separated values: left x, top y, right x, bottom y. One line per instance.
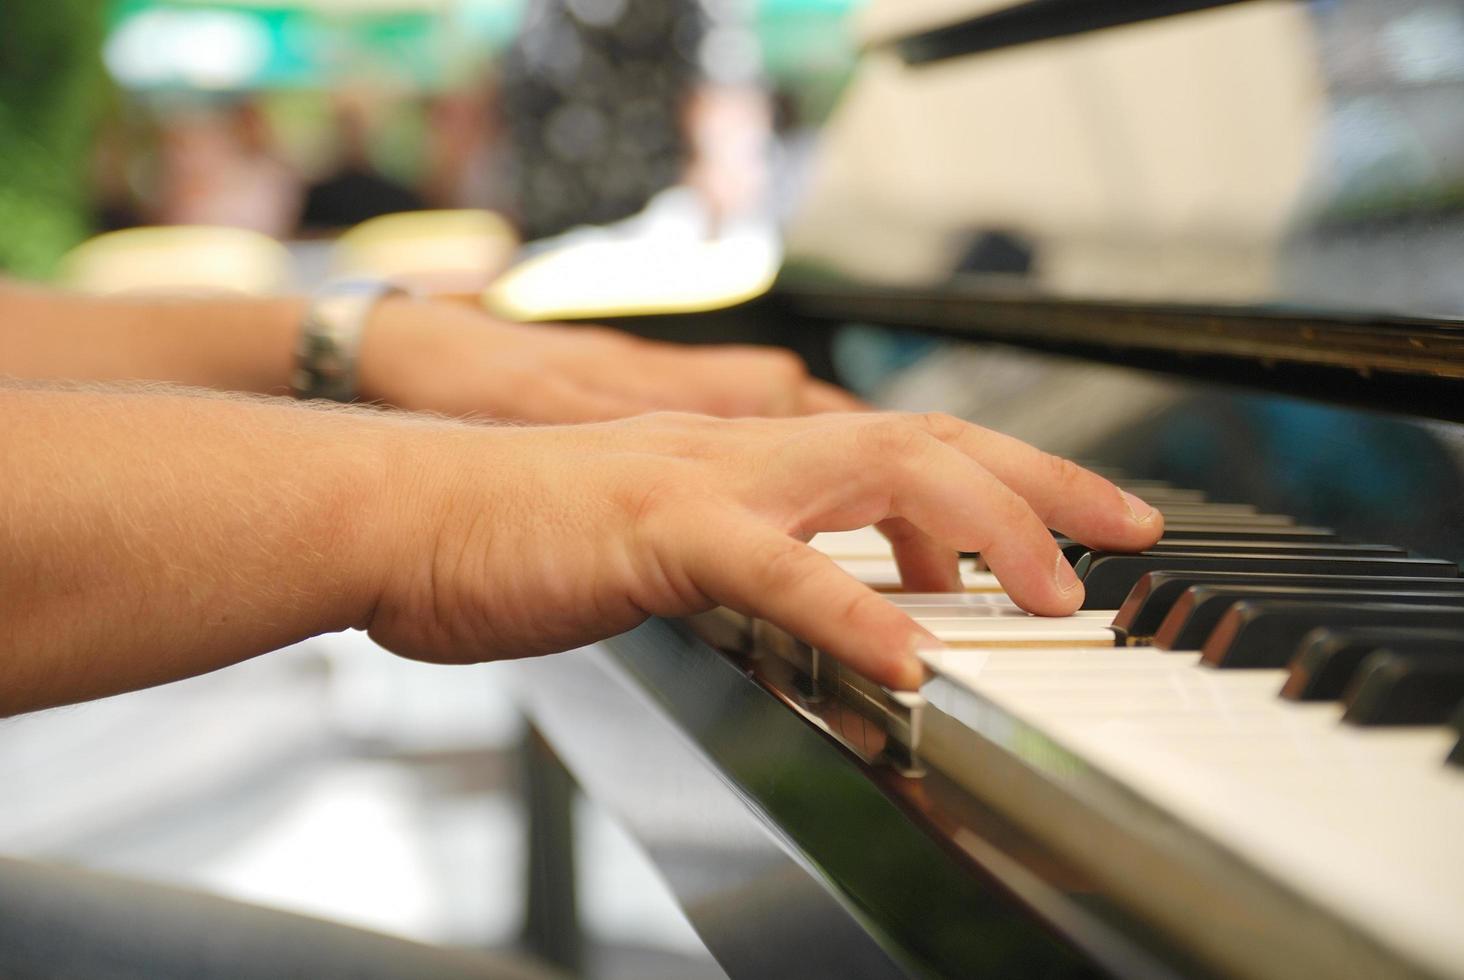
0, 276, 1161, 974
500, 0, 772, 241
153, 100, 301, 237
90, 112, 148, 232
682, 83, 774, 233
421, 80, 514, 213
300, 92, 427, 233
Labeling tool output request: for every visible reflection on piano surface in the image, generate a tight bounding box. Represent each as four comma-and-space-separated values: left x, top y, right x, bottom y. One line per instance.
515, 2, 1464, 978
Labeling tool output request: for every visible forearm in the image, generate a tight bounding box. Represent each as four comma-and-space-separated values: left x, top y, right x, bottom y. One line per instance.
0, 280, 304, 394
0, 384, 1162, 713
0, 382, 412, 714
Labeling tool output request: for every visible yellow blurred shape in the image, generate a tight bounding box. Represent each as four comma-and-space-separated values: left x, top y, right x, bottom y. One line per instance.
332, 210, 519, 295
484, 233, 780, 322
59, 226, 292, 295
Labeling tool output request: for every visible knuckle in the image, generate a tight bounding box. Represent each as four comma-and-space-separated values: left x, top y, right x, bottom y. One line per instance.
912, 411, 965, 441
744, 350, 808, 415
838, 586, 893, 630
1037, 451, 1085, 495
994, 485, 1039, 531
583, 325, 635, 348
856, 416, 928, 459
618, 472, 717, 553
752, 535, 816, 588
766, 348, 808, 381
497, 367, 535, 404
619, 472, 685, 528
877, 518, 921, 547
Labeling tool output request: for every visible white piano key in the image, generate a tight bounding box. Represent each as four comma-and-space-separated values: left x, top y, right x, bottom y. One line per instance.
810, 527, 894, 559
834, 558, 1003, 593
920, 647, 1194, 673
927, 621, 1117, 646
926, 642, 1464, 980
904, 606, 1116, 622
888, 593, 1021, 607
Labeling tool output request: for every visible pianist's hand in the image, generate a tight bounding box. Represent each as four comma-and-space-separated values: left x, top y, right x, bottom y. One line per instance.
357, 297, 862, 422
366, 411, 1163, 690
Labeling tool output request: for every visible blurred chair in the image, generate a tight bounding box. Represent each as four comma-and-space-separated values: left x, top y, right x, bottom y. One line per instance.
330, 210, 518, 298
59, 225, 292, 295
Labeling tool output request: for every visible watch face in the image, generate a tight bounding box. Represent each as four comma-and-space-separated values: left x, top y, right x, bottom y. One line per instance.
294, 282, 393, 401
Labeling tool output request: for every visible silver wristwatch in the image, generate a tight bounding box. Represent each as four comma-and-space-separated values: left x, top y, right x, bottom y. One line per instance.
292, 279, 403, 402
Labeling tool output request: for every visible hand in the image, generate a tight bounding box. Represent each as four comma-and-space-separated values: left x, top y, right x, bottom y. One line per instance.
364, 411, 1163, 690
357, 297, 862, 422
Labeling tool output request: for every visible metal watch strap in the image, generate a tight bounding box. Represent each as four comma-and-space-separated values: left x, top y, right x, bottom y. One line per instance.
292, 279, 402, 402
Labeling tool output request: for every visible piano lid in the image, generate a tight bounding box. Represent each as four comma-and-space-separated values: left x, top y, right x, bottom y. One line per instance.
778, 0, 1464, 414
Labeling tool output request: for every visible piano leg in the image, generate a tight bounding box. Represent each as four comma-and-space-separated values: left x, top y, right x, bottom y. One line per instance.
520, 727, 584, 975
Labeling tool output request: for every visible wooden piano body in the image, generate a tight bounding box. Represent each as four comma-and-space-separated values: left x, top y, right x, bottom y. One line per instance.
512, 3, 1464, 977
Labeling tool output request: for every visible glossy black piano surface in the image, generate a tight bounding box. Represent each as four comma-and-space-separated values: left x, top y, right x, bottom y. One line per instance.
515, 2, 1464, 978
775, 0, 1464, 417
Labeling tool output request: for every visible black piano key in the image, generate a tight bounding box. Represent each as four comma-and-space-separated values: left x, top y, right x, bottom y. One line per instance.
1076, 465, 1129, 483
1147, 526, 1338, 541
1116, 482, 1207, 503
1075, 553, 1460, 610
1057, 540, 1397, 565
1200, 602, 1464, 668
1156, 502, 1260, 516
1341, 651, 1464, 726
1154, 523, 1330, 537
1154, 587, 1464, 651
1060, 541, 1092, 565
1065, 541, 1408, 583
1153, 511, 1298, 526
1113, 573, 1464, 640
1146, 541, 1399, 557
1052, 526, 1340, 549
1282, 627, 1464, 701
1129, 494, 1216, 507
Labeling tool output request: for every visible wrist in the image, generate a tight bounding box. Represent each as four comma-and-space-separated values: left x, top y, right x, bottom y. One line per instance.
354, 294, 428, 407
277, 406, 438, 635
350, 411, 507, 636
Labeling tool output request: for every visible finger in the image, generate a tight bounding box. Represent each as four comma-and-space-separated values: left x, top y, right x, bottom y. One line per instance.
780, 420, 1080, 615
527, 376, 648, 423
800, 379, 870, 414
871, 433, 1080, 615
877, 517, 961, 592
909, 413, 1164, 550
588, 346, 767, 415
676, 346, 811, 417
683, 516, 931, 690
536, 330, 712, 410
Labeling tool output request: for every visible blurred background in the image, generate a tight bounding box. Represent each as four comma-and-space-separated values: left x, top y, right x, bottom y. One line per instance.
0, 0, 860, 283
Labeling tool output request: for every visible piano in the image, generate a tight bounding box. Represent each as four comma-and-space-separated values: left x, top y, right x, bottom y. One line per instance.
510, 1, 1464, 977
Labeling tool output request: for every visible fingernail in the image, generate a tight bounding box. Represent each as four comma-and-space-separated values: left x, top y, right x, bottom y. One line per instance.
1054, 552, 1082, 594
1121, 489, 1157, 525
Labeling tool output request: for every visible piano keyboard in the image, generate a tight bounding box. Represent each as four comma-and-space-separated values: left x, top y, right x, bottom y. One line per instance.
700, 483, 1464, 980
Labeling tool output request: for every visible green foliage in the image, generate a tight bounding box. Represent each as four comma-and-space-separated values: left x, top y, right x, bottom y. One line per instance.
0, 0, 110, 278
